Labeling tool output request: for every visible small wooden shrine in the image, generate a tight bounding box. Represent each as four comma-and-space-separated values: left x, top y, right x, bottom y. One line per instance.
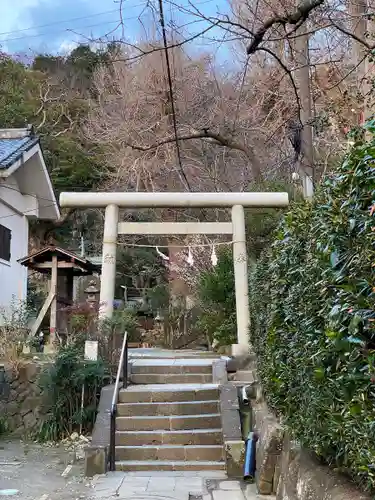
19, 245, 100, 348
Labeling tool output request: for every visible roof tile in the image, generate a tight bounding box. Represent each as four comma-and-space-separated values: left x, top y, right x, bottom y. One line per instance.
0, 136, 39, 169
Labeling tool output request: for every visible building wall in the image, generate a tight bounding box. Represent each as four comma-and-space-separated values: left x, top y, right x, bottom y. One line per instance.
0, 188, 29, 322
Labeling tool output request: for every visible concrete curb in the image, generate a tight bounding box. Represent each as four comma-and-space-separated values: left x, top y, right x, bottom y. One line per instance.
85, 384, 114, 477
219, 384, 244, 478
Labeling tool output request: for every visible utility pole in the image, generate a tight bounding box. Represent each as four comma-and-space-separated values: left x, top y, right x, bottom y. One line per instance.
293, 24, 314, 199
349, 0, 374, 137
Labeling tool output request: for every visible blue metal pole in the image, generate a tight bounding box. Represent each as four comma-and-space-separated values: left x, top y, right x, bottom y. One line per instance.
244, 432, 258, 480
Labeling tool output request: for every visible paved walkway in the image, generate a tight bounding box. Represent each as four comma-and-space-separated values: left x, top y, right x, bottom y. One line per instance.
0, 441, 89, 500
0, 442, 274, 500
91, 472, 273, 500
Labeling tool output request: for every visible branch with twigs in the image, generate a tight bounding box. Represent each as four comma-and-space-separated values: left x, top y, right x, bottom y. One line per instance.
32, 208, 77, 245
257, 47, 302, 122
124, 129, 263, 180
246, 0, 325, 54
328, 16, 375, 52
34, 79, 79, 138
35, 83, 65, 131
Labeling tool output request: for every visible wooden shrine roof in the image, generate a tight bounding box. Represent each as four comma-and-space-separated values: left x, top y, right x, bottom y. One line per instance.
18, 245, 101, 276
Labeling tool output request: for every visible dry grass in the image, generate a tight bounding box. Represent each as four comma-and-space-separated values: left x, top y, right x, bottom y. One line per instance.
0, 302, 30, 373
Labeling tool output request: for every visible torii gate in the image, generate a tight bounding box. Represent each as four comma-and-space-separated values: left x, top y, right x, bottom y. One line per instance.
60, 192, 289, 356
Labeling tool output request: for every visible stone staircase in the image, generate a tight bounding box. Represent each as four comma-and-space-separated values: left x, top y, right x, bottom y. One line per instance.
114, 357, 226, 471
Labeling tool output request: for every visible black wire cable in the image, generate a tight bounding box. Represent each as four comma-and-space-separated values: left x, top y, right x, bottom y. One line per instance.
157, 0, 191, 192
232, 0, 260, 135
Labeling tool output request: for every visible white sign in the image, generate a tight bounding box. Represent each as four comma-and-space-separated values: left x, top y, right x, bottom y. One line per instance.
84, 340, 98, 361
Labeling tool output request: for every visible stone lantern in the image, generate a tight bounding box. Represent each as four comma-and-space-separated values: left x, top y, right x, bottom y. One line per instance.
84, 280, 100, 308
155, 310, 164, 322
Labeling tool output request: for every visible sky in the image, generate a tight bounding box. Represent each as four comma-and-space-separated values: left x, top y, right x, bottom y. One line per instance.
0, 0, 235, 62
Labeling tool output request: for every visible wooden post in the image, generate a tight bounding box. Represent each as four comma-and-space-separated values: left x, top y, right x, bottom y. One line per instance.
29, 291, 56, 338
49, 254, 58, 346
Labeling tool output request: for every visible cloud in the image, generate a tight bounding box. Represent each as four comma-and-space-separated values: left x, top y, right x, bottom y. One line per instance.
0, 0, 38, 51
58, 39, 79, 54
0, 0, 234, 64
2, 0, 122, 55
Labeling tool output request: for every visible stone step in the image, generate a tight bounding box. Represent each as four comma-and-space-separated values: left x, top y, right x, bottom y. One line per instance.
228, 381, 257, 390
115, 444, 224, 461
115, 460, 226, 471
129, 355, 219, 359
128, 349, 223, 359
117, 400, 220, 417
115, 428, 223, 446
116, 414, 222, 431
118, 384, 219, 403
130, 373, 212, 384
230, 370, 257, 383
131, 363, 213, 375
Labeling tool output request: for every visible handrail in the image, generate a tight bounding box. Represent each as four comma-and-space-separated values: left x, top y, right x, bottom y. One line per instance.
109, 331, 128, 471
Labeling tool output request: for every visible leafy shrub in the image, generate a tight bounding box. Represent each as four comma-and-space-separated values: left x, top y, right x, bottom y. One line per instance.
250, 122, 375, 492
244, 180, 299, 261
0, 415, 9, 436
62, 303, 140, 371
196, 249, 237, 346
101, 308, 140, 342
67, 302, 99, 337
26, 281, 46, 317
101, 309, 141, 374
37, 337, 109, 441
66, 302, 140, 341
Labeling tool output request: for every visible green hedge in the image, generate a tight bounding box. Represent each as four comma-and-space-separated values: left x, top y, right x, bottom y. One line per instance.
250, 123, 375, 492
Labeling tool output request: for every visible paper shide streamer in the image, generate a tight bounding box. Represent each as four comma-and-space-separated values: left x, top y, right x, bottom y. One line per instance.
156, 246, 169, 261
155, 244, 218, 267
186, 247, 194, 266
211, 245, 218, 266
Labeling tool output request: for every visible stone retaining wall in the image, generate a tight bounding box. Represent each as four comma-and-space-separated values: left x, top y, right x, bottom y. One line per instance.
238, 356, 372, 500
0, 361, 49, 435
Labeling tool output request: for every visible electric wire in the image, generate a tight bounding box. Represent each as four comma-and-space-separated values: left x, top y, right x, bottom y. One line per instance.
0, 9, 119, 37
0, 0, 216, 43
157, 0, 191, 192
231, 0, 260, 135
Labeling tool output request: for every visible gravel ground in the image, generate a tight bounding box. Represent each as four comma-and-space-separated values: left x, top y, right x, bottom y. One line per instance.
0, 440, 92, 500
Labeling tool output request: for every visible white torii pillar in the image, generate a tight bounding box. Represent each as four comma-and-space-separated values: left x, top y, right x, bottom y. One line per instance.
60, 192, 289, 356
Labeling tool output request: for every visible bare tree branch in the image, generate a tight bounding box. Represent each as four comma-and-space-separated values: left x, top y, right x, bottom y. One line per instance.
328, 16, 375, 51
257, 46, 302, 122
124, 129, 263, 180
247, 0, 325, 54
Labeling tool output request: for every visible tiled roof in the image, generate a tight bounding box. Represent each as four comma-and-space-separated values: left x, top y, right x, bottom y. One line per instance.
0, 129, 39, 169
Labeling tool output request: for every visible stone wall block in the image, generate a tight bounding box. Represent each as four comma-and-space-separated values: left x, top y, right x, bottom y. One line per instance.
1, 361, 51, 434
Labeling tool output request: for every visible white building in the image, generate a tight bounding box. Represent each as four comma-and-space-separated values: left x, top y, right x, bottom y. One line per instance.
0, 127, 60, 320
